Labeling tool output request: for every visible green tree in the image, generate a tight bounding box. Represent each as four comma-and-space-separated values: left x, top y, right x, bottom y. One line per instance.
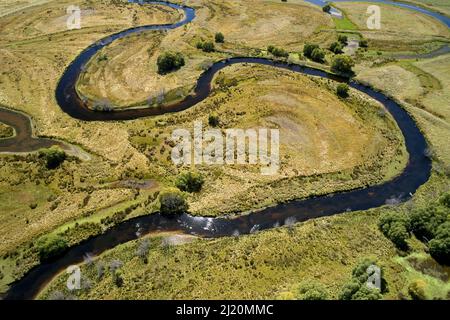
303, 43, 319, 58
429, 222, 450, 265
359, 39, 369, 48
329, 41, 344, 54
338, 34, 348, 44
36, 234, 68, 262
322, 4, 331, 13
378, 212, 410, 250
215, 32, 224, 43
175, 171, 205, 193
39, 146, 66, 169
336, 83, 349, 98
331, 55, 355, 75
157, 52, 185, 74
198, 41, 215, 52
339, 258, 386, 300
410, 205, 447, 241
310, 48, 325, 62
158, 189, 188, 215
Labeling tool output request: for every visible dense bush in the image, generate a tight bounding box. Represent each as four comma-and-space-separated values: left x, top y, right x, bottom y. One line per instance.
208, 114, 220, 127
303, 43, 319, 58
378, 212, 410, 250
310, 48, 325, 62
338, 34, 348, 44
329, 41, 344, 54
297, 281, 329, 300
336, 83, 349, 98
410, 205, 447, 241
429, 222, 450, 265
197, 41, 215, 52
36, 234, 68, 262
408, 279, 428, 300
331, 55, 355, 74
39, 146, 66, 169
359, 39, 369, 48
158, 189, 188, 215
339, 259, 385, 300
267, 45, 289, 58
157, 52, 185, 74
322, 4, 331, 13
175, 171, 205, 193
215, 32, 224, 43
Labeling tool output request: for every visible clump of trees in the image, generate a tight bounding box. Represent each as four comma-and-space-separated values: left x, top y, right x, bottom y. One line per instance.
322, 4, 331, 13
158, 189, 188, 215
429, 222, 450, 265
297, 281, 329, 300
197, 41, 215, 52
339, 258, 386, 300
303, 43, 319, 58
175, 171, 205, 193
329, 41, 344, 54
331, 55, 355, 75
338, 34, 348, 45
378, 192, 450, 265
267, 45, 289, 58
359, 38, 369, 48
378, 212, 410, 250
215, 32, 224, 43
39, 146, 66, 169
303, 43, 325, 62
157, 52, 185, 74
336, 83, 349, 98
36, 234, 68, 262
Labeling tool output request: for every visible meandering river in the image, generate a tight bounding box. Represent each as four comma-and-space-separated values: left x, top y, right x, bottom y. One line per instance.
2, 0, 444, 299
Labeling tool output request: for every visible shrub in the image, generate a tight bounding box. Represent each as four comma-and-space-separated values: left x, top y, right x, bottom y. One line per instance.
336, 83, 349, 98
157, 52, 185, 74
303, 43, 319, 58
408, 280, 428, 300
36, 234, 68, 262
339, 258, 385, 300
429, 222, 450, 265
310, 48, 325, 62
331, 55, 355, 74
378, 212, 410, 250
322, 4, 331, 13
197, 41, 215, 52
175, 171, 205, 193
338, 34, 348, 44
439, 192, 450, 208
208, 114, 220, 127
297, 281, 329, 300
215, 32, 224, 43
158, 189, 188, 215
410, 205, 447, 241
359, 39, 368, 48
39, 146, 66, 169
330, 41, 344, 54
268, 46, 289, 58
